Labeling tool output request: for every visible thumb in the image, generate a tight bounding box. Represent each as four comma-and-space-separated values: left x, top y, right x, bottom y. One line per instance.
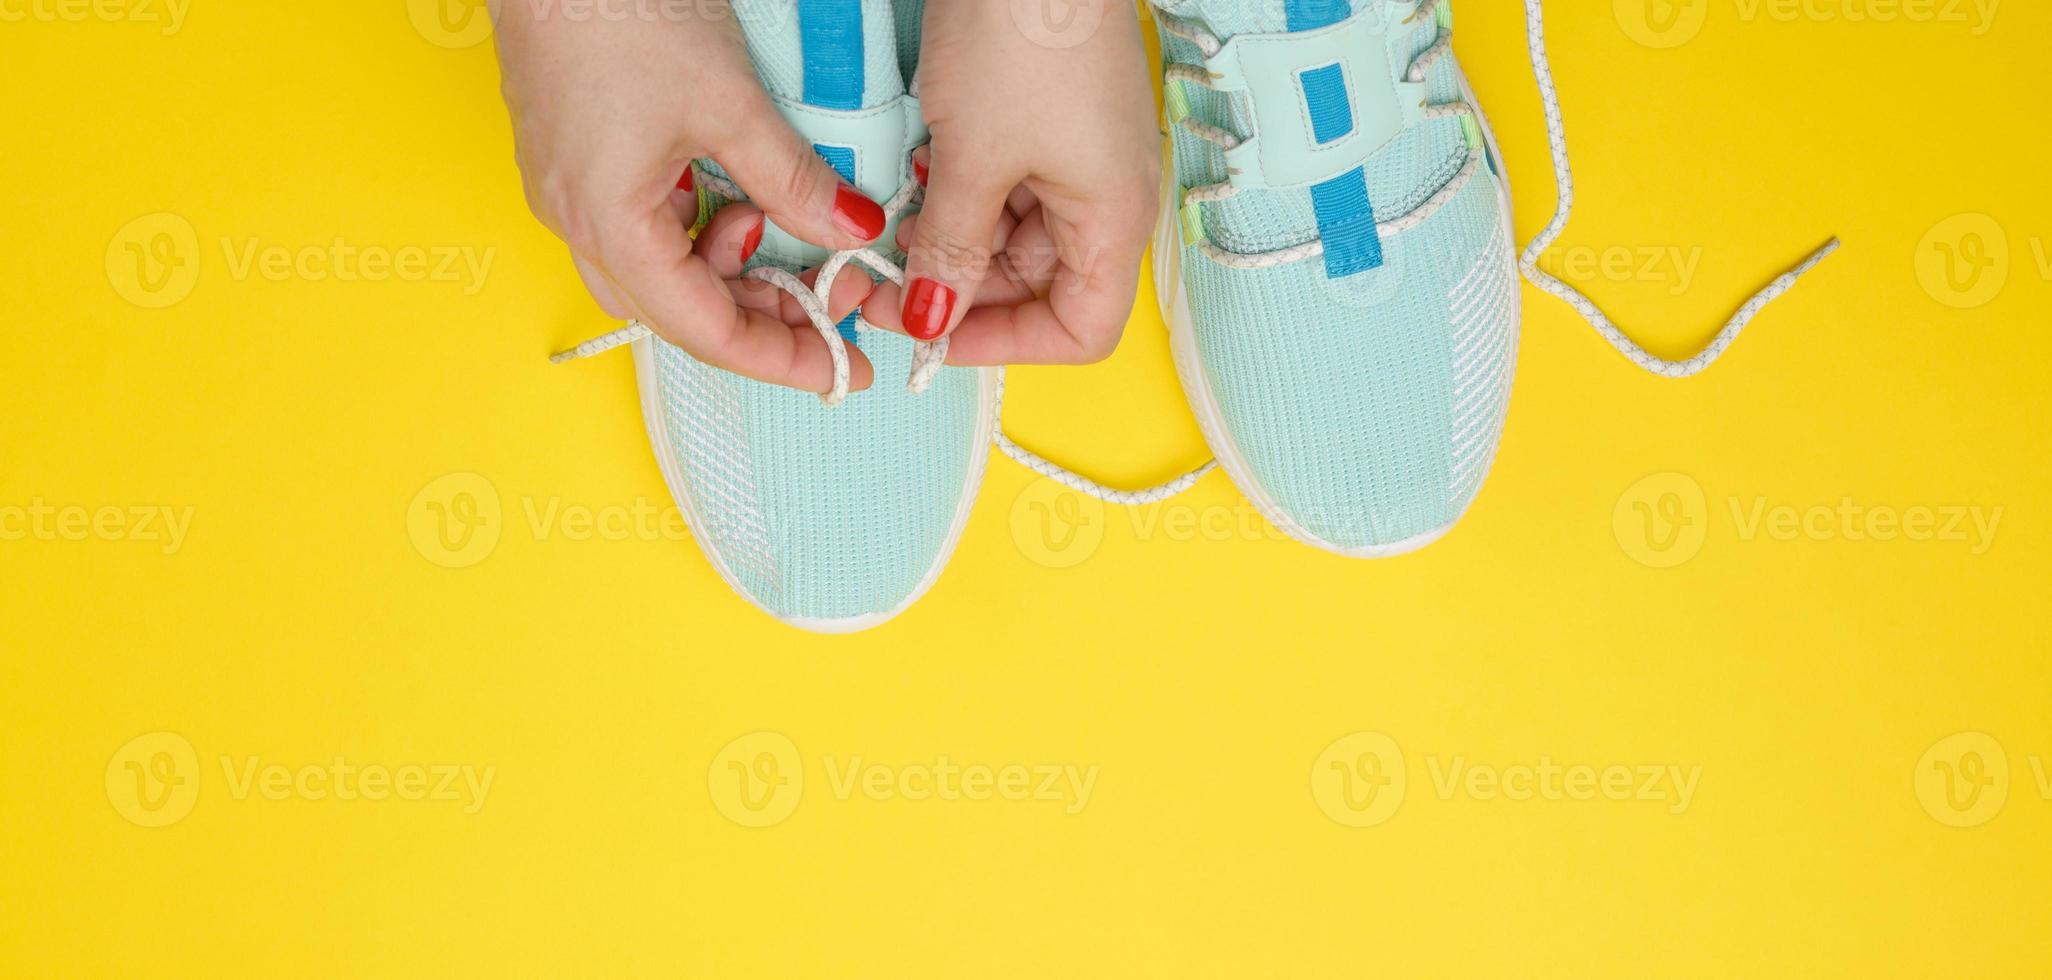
900, 146, 1013, 341
712, 109, 885, 253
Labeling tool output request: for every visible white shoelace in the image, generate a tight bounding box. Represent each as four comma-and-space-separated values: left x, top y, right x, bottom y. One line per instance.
1162, 0, 1840, 379
558, 2, 1841, 508
1515, 0, 1839, 377
993, 374, 1221, 506
550, 168, 946, 407
551, 161, 1213, 503
1040, 0, 1842, 504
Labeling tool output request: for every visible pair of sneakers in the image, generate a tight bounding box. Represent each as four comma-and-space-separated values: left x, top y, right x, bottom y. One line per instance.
558, 0, 1835, 632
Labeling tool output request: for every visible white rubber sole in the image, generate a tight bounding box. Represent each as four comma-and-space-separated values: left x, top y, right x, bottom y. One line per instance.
632, 338, 1000, 634
1152, 69, 1518, 559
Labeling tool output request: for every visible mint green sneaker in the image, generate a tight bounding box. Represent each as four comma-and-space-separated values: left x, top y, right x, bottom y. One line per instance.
1149, 0, 1837, 557
557, 0, 998, 633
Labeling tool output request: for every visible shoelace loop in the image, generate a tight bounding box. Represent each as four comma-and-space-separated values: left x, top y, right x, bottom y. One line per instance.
560, 1, 1845, 513
551, 165, 945, 406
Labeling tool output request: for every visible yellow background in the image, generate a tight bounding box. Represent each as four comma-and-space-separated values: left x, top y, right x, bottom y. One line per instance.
4, 1, 2049, 975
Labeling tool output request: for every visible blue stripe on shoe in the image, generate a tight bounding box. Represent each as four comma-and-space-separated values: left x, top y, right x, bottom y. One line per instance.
1284, 0, 1350, 31
1298, 63, 1353, 145
1285, 0, 1384, 278
814, 144, 857, 183
1309, 170, 1383, 277
798, 0, 864, 110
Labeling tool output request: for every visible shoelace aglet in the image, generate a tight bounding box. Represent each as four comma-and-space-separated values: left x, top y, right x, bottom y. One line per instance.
550, 321, 652, 364
1752, 236, 1841, 296
1804, 236, 1843, 266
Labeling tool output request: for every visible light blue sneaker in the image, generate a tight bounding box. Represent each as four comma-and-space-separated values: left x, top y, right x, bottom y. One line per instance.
1149, 0, 1837, 557
559, 0, 999, 633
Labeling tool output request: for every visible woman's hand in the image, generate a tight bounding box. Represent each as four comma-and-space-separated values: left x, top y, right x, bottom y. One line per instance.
492, 2, 887, 391
867, 0, 1160, 365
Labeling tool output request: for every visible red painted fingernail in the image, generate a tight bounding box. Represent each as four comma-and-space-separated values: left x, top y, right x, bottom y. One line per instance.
831, 184, 885, 241
677, 167, 695, 193
912, 155, 928, 187
740, 216, 765, 264
902, 277, 956, 341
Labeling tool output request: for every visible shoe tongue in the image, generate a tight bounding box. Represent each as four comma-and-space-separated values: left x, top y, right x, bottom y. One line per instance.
734, 0, 903, 110
1156, 0, 1460, 257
